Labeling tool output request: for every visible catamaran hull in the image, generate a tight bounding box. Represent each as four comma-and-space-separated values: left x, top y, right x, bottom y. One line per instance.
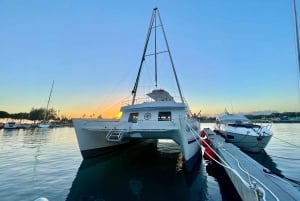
72, 124, 129, 158
80, 140, 147, 158
72, 119, 201, 168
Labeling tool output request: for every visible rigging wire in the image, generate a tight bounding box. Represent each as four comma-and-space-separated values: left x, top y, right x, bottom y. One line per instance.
267, 169, 300, 186
269, 154, 300, 160
272, 135, 300, 149
292, 0, 300, 109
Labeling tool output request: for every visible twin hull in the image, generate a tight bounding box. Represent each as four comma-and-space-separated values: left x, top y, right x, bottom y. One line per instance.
73, 118, 201, 164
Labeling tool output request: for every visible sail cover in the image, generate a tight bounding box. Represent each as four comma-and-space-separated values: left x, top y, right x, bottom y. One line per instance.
147, 89, 174, 101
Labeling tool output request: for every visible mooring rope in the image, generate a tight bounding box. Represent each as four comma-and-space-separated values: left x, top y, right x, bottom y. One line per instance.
223, 148, 280, 201
194, 127, 281, 201
269, 155, 300, 160
187, 122, 300, 199
272, 135, 300, 149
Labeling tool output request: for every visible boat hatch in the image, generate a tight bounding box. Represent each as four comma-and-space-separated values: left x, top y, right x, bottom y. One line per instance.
128, 113, 139, 123
158, 111, 171, 121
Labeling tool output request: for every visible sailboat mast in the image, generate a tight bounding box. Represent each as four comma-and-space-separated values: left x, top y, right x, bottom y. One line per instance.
292, 0, 300, 109
131, 7, 184, 104
44, 80, 54, 120
154, 11, 158, 88
293, 0, 300, 77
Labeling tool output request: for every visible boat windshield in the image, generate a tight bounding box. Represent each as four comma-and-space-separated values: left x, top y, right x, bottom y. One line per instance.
218, 115, 252, 125
222, 119, 252, 124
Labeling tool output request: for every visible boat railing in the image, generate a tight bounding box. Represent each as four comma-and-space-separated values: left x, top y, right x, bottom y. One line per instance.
262, 121, 273, 130
121, 95, 183, 106
252, 120, 273, 130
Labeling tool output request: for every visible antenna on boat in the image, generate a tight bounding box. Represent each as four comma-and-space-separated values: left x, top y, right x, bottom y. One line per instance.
292, 0, 300, 108
154, 8, 158, 88
131, 7, 184, 105
293, 0, 300, 76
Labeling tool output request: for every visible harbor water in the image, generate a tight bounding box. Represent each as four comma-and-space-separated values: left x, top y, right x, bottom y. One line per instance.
0, 123, 299, 201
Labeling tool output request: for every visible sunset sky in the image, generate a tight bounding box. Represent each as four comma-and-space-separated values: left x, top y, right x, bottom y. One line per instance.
1, 0, 300, 118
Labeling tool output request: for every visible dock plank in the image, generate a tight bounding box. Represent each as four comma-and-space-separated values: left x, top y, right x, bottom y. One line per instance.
204, 128, 300, 201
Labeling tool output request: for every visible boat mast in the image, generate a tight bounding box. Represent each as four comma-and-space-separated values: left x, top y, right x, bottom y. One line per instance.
44, 80, 54, 121
154, 10, 158, 88
292, 0, 300, 109
293, 0, 300, 77
131, 7, 184, 104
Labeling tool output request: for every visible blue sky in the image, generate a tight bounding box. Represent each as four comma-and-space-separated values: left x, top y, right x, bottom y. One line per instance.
1, 0, 300, 118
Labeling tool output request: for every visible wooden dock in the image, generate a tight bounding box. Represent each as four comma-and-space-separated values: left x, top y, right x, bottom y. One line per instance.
202, 128, 300, 201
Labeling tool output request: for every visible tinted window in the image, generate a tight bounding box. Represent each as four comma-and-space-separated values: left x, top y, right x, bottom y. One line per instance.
128, 113, 139, 123
158, 112, 171, 121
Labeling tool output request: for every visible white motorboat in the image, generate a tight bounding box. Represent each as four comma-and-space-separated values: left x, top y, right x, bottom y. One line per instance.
214, 112, 273, 153
4, 122, 19, 129
72, 8, 201, 170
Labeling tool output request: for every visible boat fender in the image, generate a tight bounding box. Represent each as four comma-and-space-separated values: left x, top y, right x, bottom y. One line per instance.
201, 138, 210, 147
204, 146, 216, 160
200, 130, 206, 138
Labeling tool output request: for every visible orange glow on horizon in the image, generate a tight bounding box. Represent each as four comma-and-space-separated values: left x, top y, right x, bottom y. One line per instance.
66, 104, 122, 119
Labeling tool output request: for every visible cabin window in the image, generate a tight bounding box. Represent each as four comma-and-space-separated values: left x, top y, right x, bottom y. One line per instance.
158, 112, 171, 121
128, 113, 139, 123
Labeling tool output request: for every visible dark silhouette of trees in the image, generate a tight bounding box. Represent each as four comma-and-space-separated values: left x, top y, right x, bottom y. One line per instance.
0, 111, 10, 118
0, 108, 60, 122
29, 108, 45, 122
29, 107, 58, 122
9, 112, 29, 120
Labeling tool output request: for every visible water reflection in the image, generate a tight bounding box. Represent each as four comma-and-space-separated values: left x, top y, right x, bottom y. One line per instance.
22, 128, 51, 149
206, 161, 242, 201
2, 128, 21, 136
67, 141, 208, 201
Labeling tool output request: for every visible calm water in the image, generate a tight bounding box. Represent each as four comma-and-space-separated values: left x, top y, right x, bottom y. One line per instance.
0, 123, 299, 201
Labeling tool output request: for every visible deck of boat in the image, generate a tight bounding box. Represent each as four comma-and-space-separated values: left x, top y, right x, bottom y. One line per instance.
203, 128, 300, 201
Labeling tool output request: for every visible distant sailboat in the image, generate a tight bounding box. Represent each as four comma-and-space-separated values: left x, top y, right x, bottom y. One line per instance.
38, 80, 54, 128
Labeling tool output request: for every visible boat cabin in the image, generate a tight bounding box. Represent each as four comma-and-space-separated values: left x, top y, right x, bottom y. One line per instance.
120, 89, 186, 123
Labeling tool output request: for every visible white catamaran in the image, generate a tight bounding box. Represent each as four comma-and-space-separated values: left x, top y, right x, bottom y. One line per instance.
72, 8, 202, 170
